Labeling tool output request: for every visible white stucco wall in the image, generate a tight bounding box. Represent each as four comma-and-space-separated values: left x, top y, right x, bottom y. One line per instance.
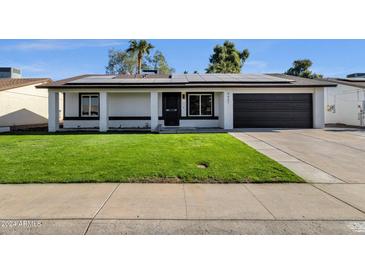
64, 93, 79, 117
150, 92, 159, 130
62, 90, 221, 129
158, 92, 163, 117
325, 84, 365, 127
108, 93, 150, 116
218, 92, 225, 128
63, 120, 99, 129
0, 82, 63, 126
58, 87, 324, 130
311, 88, 325, 128
64, 92, 152, 117
181, 92, 187, 116
214, 92, 220, 117
223, 91, 234, 129
108, 120, 150, 129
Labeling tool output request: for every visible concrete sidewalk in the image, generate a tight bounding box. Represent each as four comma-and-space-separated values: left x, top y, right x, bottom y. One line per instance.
1, 183, 365, 234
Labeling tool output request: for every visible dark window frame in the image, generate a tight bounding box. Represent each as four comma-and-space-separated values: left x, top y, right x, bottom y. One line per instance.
186, 92, 214, 117
78, 93, 100, 118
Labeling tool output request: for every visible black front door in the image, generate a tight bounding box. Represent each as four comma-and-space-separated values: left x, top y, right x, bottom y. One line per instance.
163, 93, 180, 126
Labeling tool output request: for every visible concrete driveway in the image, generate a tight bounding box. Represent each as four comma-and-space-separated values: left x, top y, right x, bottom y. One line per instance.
231, 128, 365, 184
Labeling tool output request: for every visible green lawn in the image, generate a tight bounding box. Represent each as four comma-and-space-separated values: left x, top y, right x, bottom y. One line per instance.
0, 133, 302, 183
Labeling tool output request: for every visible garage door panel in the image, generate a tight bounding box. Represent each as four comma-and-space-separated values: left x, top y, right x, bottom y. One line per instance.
233, 93, 313, 128
235, 120, 311, 128
235, 111, 312, 119
234, 104, 312, 111
234, 93, 310, 100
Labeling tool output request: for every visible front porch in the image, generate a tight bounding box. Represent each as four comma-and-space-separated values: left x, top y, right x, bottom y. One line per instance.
48, 90, 234, 132
158, 126, 228, 134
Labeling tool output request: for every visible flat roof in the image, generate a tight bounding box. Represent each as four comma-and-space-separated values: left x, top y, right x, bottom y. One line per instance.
37, 73, 337, 89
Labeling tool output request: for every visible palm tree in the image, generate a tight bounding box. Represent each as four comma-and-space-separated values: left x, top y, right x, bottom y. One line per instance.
126, 40, 154, 74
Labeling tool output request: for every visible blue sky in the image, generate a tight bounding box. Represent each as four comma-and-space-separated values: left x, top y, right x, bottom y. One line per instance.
0, 39, 364, 80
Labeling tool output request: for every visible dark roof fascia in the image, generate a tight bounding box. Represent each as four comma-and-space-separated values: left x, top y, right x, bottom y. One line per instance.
38, 83, 337, 89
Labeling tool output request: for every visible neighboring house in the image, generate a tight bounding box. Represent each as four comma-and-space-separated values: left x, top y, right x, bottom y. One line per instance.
0, 78, 60, 128
0, 67, 22, 78
324, 76, 365, 127
37, 73, 336, 132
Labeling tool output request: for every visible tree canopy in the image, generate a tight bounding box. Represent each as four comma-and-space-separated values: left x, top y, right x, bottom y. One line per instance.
106, 40, 174, 75
105, 50, 136, 75
206, 41, 250, 73
145, 50, 175, 74
285, 59, 323, 79
126, 40, 154, 74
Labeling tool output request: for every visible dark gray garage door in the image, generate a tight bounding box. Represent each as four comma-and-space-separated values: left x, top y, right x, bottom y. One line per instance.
233, 93, 313, 128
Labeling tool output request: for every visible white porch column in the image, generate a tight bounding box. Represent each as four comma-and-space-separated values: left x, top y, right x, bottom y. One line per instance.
313, 88, 325, 128
48, 90, 59, 132
150, 92, 159, 131
99, 92, 108, 132
223, 91, 233, 129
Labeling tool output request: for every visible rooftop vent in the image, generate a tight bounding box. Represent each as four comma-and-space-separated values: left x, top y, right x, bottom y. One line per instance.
142, 69, 159, 75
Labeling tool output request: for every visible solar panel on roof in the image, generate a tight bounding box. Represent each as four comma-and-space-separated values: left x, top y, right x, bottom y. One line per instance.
82, 75, 115, 79
67, 73, 294, 84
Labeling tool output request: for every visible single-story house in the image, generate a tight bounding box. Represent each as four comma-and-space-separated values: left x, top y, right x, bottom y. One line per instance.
0, 77, 62, 128
37, 73, 336, 132
323, 76, 365, 127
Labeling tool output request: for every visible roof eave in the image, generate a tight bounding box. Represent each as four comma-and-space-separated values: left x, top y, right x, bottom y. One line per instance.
0, 79, 51, 92
37, 83, 337, 89
323, 79, 365, 89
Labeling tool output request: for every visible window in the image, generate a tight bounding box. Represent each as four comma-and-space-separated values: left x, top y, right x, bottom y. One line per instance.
188, 94, 213, 116
81, 94, 99, 117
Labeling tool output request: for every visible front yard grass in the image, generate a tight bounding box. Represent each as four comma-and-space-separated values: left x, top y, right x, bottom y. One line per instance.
0, 133, 302, 183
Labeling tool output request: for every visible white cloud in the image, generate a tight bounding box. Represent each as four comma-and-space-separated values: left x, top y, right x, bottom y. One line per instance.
0, 40, 126, 51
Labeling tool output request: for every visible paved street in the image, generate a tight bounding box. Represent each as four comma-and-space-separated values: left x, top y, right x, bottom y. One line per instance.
1, 183, 365, 234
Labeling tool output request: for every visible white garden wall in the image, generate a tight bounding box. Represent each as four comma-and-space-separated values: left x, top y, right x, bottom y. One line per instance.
325, 84, 365, 127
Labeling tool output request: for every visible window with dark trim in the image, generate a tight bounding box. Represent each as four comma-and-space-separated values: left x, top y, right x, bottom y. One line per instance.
81, 94, 99, 117
188, 94, 213, 116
